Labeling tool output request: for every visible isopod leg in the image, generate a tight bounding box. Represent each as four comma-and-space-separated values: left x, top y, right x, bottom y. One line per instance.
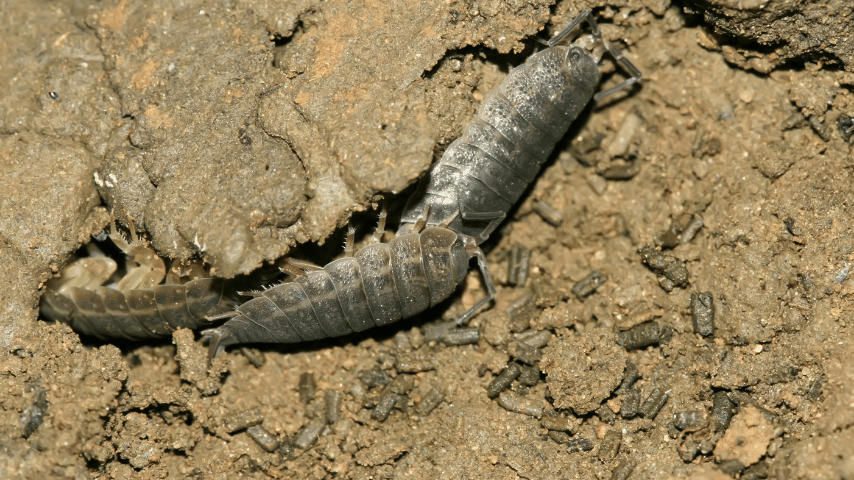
201, 326, 237, 360
371, 204, 388, 243
344, 223, 356, 257
413, 204, 431, 233
592, 44, 642, 102
547, 9, 599, 47
458, 206, 505, 245
455, 244, 497, 326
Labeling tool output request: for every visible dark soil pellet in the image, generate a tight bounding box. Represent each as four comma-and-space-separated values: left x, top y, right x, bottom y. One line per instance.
20, 387, 47, 439
599, 161, 640, 180
324, 390, 343, 425
672, 410, 708, 431
621, 387, 641, 419
571, 270, 607, 299
497, 391, 544, 418
541, 415, 576, 433
742, 460, 770, 480
838, 115, 854, 141
223, 408, 263, 433
517, 329, 552, 349
507, 340, 542, 365
387, 374, 415, 395
610, 458, 637, 480
517, 365, 540, 387
806, 374, 824, 400
639, 386, 670, 419
486, 363, 522, 399
239, 347, 266, 368
357, 369, 391, 388
617, 362, 639, 394
299, 372, 316, 404
441, 327, 480, 345
293, 418, 325, 449
679, 437, 701, 462
718, 459, 746, 476
617, 322, 669, 350
415, 386, 446, 416
565, 437, 594, 453
372, 392, 404, 422
508, 243, 532, 286
680, 215, 704, 244
395, 352, 438, 373
533, 201, 563, 226
597, 405, 617, 424
246, 425, 280, 452
599, 429, 622, 460
690, 292, 715, 337
638, 245, 689, 291
548, 430, 573, 444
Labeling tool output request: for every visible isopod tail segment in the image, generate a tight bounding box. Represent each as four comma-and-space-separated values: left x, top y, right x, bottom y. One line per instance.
200, 205, 496, 360
550, 9, 642, 102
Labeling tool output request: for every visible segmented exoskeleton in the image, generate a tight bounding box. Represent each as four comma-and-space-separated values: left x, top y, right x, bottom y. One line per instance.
201, 10, 641, 357
201, 211, 494, 357
40, 219, 271, 341
399, 10, 641, 242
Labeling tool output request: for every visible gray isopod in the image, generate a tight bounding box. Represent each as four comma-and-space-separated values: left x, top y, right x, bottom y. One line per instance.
398, 9, 641, 243
202, 216, 495, 357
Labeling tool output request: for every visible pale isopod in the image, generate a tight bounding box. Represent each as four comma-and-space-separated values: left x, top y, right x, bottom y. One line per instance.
40, 219, 269, 341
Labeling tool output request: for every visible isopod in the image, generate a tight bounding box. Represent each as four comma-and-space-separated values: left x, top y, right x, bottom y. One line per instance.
40, 219, 270, 341
201, 210, 496, 357
398, 9, 641, 242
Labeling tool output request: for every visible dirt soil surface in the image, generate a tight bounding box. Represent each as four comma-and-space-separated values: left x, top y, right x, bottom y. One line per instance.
2, 0, 853, 478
